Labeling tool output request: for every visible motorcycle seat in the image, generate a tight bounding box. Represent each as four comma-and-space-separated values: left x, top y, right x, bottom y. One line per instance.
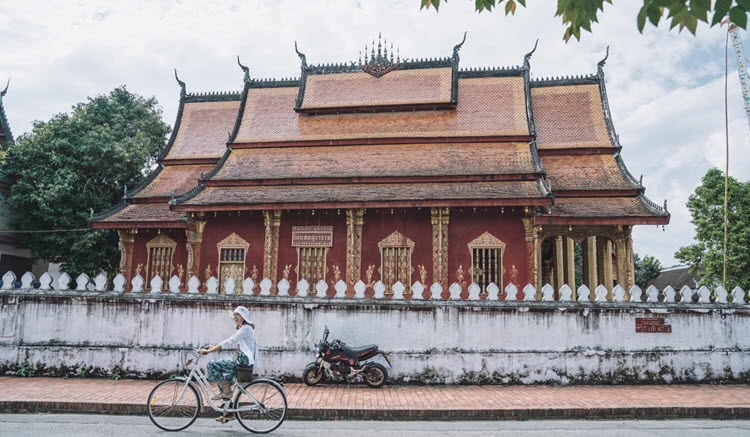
341, 344, 377, 357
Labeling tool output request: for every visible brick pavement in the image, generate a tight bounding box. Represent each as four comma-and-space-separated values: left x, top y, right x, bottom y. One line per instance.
0, 377, 749, 420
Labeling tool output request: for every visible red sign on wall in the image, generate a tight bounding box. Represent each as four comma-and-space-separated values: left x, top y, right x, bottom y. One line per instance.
291, 226, 333, 247
635, 317, 672, 333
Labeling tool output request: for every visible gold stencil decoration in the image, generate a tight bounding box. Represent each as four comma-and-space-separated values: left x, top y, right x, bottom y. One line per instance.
217, 232, 250, 294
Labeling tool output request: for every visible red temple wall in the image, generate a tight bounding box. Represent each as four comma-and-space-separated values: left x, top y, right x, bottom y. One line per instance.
448, 207, 527, 293
360, 208, 433, 290
200, 212, 266, 283
128, 207, 528, 296
130, 228, 188, 290
277, 210, 347, 296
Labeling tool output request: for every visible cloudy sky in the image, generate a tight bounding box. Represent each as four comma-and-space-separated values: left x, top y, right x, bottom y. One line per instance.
1, 0, 749, 266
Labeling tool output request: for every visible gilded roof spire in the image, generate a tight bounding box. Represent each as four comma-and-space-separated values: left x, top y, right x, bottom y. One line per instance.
377, 33, 383, 62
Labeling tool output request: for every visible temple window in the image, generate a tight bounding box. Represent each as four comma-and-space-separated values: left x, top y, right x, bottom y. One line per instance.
216, 233, 250, 293
378, 231, 415, 290
297, 246, 328, 285
146, 233, 177, 290
467, 232, 506, 292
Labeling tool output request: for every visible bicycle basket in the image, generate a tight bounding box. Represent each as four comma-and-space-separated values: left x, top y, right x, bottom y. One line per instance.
236, 364, 254, 383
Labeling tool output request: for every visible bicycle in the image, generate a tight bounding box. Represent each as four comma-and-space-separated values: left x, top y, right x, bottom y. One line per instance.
146, 348, 288, 433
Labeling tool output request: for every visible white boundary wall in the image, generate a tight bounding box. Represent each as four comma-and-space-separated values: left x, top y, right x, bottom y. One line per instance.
1, 289, 749, 384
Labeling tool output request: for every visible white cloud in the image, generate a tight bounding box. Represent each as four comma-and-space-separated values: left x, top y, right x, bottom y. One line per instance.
1, 0, 748, 266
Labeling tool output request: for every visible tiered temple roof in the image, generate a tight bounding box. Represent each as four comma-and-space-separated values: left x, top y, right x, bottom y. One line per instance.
91, 38, 669, 228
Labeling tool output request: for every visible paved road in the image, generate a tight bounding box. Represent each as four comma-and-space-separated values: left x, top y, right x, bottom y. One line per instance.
2, 414, 750, 436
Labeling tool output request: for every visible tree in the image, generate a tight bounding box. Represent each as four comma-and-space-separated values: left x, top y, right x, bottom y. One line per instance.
420, 0, 749, 42
634, 253, 663, 288
675, 168, 750, 290
1, 86, 170, 277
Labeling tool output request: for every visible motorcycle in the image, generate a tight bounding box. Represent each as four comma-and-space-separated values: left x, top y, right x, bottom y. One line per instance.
303, 326, 392, 388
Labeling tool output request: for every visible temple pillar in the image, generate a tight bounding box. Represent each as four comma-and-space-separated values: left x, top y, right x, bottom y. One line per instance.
186, 213, 207, 292
614, 225, 635, 296
597, 237, 614, 297
117, 229, 136, 291
627, 229, 635, 290
583, 236, 597, 299
431, 207, 449, 288
346, 209, 365, 286
521, 212, 537, 290
554, 236, 564, 293
263, 210, 282, 293
564, 237, 575, 290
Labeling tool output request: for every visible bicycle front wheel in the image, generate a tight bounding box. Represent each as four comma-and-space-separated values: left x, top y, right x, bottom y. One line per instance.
147, 378, 201, 431
234, 379, 288, 433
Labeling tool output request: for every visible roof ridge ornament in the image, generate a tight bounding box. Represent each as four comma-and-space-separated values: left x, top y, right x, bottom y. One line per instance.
174, 69, 186, 97
294, 41, 307, 69
598, 46, 610, 69
452, 31, 467, 62
361, 33, 399, 78
523, 39, 539, 70
237, 55, 250, 82
1, 78, 9, 97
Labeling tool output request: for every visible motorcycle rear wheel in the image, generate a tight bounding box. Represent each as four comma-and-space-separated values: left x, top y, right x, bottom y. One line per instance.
303, 366, 326, 386
363, 363, 387, 388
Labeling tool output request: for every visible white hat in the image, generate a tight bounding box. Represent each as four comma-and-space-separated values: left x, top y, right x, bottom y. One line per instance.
233, 306, 254, 327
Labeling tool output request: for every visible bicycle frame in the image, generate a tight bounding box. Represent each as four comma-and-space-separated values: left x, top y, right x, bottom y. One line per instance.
171, 351, 287, 415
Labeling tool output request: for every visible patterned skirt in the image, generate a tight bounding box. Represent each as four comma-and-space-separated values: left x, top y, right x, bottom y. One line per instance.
207, 350, 250, 385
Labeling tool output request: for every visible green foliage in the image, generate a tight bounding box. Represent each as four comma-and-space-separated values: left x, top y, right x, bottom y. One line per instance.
675, 168, 750, 290
107, 372, 122, 380
634, 253, 663, 288
78, 364, 91, 377
420, 0, 749, 41
1, 86, 170, 278
14, 362, 36, 377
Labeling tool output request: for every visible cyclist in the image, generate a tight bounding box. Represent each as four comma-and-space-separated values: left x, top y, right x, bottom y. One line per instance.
198, 306, 258, 404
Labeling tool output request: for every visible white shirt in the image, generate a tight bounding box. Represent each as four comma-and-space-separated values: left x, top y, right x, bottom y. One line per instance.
220, 325, 258, 367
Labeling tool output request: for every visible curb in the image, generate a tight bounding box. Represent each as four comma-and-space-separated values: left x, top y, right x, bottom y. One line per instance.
2, 401, 749, 420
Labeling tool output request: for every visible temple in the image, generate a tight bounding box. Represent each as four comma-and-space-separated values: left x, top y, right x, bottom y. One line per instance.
91, 36, 670, 298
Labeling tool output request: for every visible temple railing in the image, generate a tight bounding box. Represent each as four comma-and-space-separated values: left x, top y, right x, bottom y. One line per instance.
1, 270, 746, 305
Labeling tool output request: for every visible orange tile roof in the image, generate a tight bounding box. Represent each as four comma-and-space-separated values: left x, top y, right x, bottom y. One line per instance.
211, 142, 537, 181
163, 100, 240, 160
541, 154, 635, 191
130, 164, 214, 199
299, 68, 453, 110
233, 77, 528, 143
544, 197, 661, 217
97, 203, 186, 224
532, 84, 613, 149
180, 181, 545, 208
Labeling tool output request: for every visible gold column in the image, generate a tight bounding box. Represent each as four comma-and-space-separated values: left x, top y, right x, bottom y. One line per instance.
554, 235, 564, 292
186, 213, 207, 292
597, 238, 614, 296
583, 236, 597, 298
522, 212, 537, 290
565, 237, 575, 290
431, 207, 449, 287
626, 228, 635, 290
117, 229, 136, 291
346, 209, 365, 285
535, 233, 543, 290
263, 210, 282, 292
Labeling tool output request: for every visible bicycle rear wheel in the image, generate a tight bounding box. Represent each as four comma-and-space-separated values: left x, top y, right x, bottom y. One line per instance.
234, 379, 287, 433
147, 378, 201, 431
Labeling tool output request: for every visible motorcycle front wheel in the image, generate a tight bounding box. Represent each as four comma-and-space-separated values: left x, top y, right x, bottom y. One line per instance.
363, 363, 387, 388
303, 366, 326, 386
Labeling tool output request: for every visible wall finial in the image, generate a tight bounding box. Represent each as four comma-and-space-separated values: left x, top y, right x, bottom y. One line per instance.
523, 39, 539, 69
174, 69, 186, 96
452, 31, 467, 62
237, 55, 250, 81
294, 41, 307, 68
598, 46, 610, 69
0, 78, 9, 97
